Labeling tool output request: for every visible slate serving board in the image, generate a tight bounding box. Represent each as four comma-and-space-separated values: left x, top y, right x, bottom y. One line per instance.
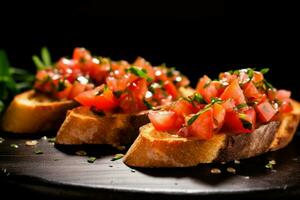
1, 131, 300, 200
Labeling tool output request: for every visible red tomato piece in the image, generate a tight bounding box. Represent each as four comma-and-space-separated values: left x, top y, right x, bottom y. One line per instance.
243, 81, 261, 100
212, 103, 226, 131
221, 99, 236, 112
133, 57, 155, 80
196, 75, 218, 103
252, 71, 264, 83
222, 110, 253, 134
170, 99, 195, 116
55, 80, 72, 99
279, 100, 293, 113
73, 48, 92, 62
93, 88, 119, 112
164, 80, 178, 99
220, 79, 246, 105
188, 108, 214, 140
149, 110, 184, 131
275, 90, 291, 101
68, 81, 87, 99
255, 101, 277, 123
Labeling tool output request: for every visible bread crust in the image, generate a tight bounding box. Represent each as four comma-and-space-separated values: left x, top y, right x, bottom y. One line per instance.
56, 106, 149, 147
1, 90, 77, 133
123, 100, 300, 167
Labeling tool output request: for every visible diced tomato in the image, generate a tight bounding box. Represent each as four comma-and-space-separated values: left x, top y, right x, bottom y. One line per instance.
275, 90, 291, 101
188, 108, 214, 140
238, 70, 249, 84
106, 74, 133, 92
212, 103, 226, 131
75, 85, 118, 112
279, 100, 293, 113
267, 89, 277, 101
211, 81, 225, 96
89, 59, 110, 84
164, 80, 178, 99
148, 110, 184, 131
73, 48, 92, 62
170, 99, 195, 116
133, 57, 155, 80
221, 99, 236, 112
252, 71, 264, 83
196, 75, 218, 103
93, 88, 119, 112
244, 108, 256, 129
220, 79, 246, 105
222, 110, 253, 134
55, 80, 72, 99
255, 101, 277, 123
243, 81, 261, 100
68, 81, 87, 99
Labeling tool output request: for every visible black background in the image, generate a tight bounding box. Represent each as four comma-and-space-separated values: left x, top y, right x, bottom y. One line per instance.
1, 0, 299, 99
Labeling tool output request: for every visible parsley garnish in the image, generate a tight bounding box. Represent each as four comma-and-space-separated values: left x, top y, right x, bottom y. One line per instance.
126, 66, 153, 82
34, 150, 43, 154
10, 144, 19, 149
247, 68, 254, 79
57, 80, 66, 92
260, 68, 270, 74
264, 80, 274, 89
239, 113, 252, 130
32, 47, 52, 70
236, 103, 248, 109
143, 99, 153, 109
113, 91, 123, 98
87, 157, 97, 163
111, 153, 124, 161
187, 107, 211, 125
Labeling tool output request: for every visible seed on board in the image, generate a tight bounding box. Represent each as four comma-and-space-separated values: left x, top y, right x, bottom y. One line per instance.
0, 137, 5, 144
227, 167, 236, 174
234, 160, 240, 164
25, 140, 38, 146
41, 136, 48, 140
75, 150, 87, 156
210, 168, 221, 174
10, 144, 19, 149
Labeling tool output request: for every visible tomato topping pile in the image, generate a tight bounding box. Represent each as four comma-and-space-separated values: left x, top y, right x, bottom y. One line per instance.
149, 68, 293, 140
34, 48, 190, 109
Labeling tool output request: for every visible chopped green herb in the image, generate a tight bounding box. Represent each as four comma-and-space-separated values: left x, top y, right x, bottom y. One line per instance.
32, 55, 45, 70
264, 80, 274, 89
87, 157, 97, 163
236, 103, 248, 109
57, 80, 66, 91
193, 93, 206, 104
111, 153, 124, 161
126, 66, 153, 82
34, 150, 43, 154
143, 99, 153, 109
265, 160, 276, 169
239, 114, 252, 130
187, 113, 200, 126
247, 68, 254, 79
166, 67, 175, 77
54, 158, 60, 161
233, 69, 240, 75
260, 68, 270, 74
10, 144, 19, 149
210, 97, 223, 104
75, 150, 87, 156
113, 91, 123, 98
47, 137, 56, 143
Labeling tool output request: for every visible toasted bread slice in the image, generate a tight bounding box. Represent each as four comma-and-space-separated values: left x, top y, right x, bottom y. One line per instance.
56, 87, 195, 147
1, 90, 77, 133
123, 100, 300, 167
56, 106, 149, 147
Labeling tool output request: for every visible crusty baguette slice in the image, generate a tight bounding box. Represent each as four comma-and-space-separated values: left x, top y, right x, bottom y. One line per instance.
56, 87, 195, 147
1, 90, 77, 134
56, 106, 150, 147
123, 100, 300, 167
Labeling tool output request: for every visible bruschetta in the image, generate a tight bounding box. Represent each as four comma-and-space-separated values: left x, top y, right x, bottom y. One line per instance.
56, 59, 193, 147
124, 69, 300, 167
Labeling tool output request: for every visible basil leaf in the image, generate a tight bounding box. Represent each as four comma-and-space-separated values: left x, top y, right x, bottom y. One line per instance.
247, 68, 254, 79
143, 99, 153, 109
41, 47, 52, 66
193, 93, 206, 104
187, 113, 200, 125
236, 103, 248, 109
260, 68, 269, 74
0, 50, 10, 76
32, 55, 46, 70
126, 66, 153, 82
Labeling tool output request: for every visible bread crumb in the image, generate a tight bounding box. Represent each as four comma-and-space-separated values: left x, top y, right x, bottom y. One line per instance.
227, 167, 236, 174
210, 168, 221, 174
25, 140, 38, 146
